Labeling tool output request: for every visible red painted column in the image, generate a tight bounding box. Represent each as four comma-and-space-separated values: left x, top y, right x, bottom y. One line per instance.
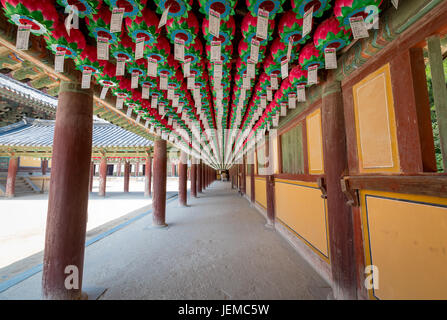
152, 138, 167, 227
89, 161, 94, 192
191, 161, 197, 198
322, 80, 356, 299
241, 157, 246, 195
197, 160, 202, 193
42, 81, 93, 300
5, 156, 18, 198
265, 133, 275, 226
178, 151, 187, 206
144, 155, 152, 197
98, 156, 107, 197
250, 164, 255, 203
135, 160, 140, 177
201, 162, 206, 191
124, 161, 130, 193
41, 159, 48, 176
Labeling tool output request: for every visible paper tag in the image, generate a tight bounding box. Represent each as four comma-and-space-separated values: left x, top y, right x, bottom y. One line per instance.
159, 103, 165, 114
288, 93, 296, 109
271, 75, 278, 90
147, 58, 158, 77
247, 60, 256, 78
126, 106, 133, 117
142, 84, 150, 99
145, 120, 149, 128
324, 48, 337, 69
151, 96, 158, 108
183, 58, 191, 77
281, 59, 289, 80
110, 7, 125, 33
391, 0, 399, 9
261, 97, 266, 109
250, 39, 260, 63
131, 71, 139, 88
97, 36, 109, 60
174, 38, 185, 61
302, 6, 313, 38
16, 25, 31, 50
100, 85, 109, 99
256, 8, 269, 40
243, 75, 250, 89
159, 74, 168, 90
116, 97, 124, 109
213, 61, 223, 79
287, 39, 293, 61
187, 75, 195, 90
267, 87, 273, 101
307, 65, 318, 85
158, 6, 170, 28
116, 57, 126, 76
214, 77, 221, 89
210, 41, 221, 62
167, 85, 174, 100
135, 37, 145, 60
54, 51, 65, 73
216, 89, 223, 100
81, 70, 92, 89
136, 114, 141, 123
178, 102, 184, 113
240, 89, 246, 101
349, 16, 369, 39
172, 95, 179, 107
209, 9, 221, 38
297, 85, 306, 102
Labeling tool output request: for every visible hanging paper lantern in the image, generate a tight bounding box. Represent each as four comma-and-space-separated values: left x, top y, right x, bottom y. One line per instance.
270, 38, 299, 63
154, 0, 193, 20
158, 54, 180, 77
278, 11, 310, 46
246, 0, 285, 19
44, 21, 86, 59
299, 42, 324, 70
56, 0, 102, 18
112, 77, 133, 99
1, 0, 59, 35
241, 12, 274, 45
334, 0, 383, 28
314, 16, 351, 52
104, 0, 147, 18
263, 55, 281, 76
146, 36, 171, 63
291, 0, 331, 18
203, 15, 235, 46
86, 6, 122, 44
205, 43, 233, 63
289, 65, 307, 86
198, 0, 236, 21
95, 61, 120, 87
110, 32, 135, 62
166, 12, 199, 46
74, 45, 104, 75
125, 8, 159, 46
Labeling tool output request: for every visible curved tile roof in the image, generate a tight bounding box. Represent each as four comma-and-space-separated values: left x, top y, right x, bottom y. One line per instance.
0, 118, 152, 148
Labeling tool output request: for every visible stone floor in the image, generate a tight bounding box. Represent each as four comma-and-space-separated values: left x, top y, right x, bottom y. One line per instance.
0, 181, 332, 300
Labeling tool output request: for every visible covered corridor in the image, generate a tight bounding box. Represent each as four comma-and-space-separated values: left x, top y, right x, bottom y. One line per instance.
0, 181, 331, 300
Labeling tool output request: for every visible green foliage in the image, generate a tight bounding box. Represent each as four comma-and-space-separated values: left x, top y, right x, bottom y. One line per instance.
425, 59, 447, 172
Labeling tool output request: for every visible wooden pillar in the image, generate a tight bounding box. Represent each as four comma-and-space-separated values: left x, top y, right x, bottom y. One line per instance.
191, 161, 197, 198
250, 163, 255, 203
124, 161, 130, 193
41, 158, 48, 176
5, 156, 18, 198
197, 160, 202, 193
98, 155, 107, 197
144, 155, 152, 197
322, 81, 356, 300
152, 138, 167, 227
135, 160, 140, 177
171, 163, 176, 177
89, 161, 94, 192
201, 162, 206, 191
117, 158, 122, 177
265, 133, 275, 226
42, 81, 93, 300
178, 151, 187, 206
427, 35, 447, 170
